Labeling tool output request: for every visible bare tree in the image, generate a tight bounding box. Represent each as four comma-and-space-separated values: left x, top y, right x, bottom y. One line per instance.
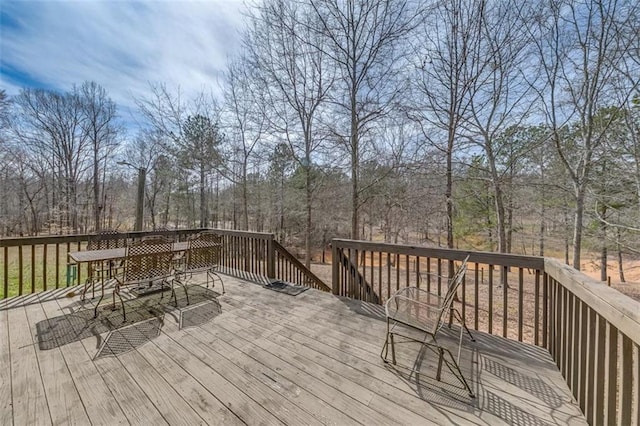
245, 0, 334, 266
462, 0, 537, 253
80, 81, 120, 231
308, 0, 419, 239
223, 56, 268, 230
13, 88, 90, 232
526, 0, 640, 269
136, 84, 223, 228
411, 0, 482, 248
0, 90, 10, 131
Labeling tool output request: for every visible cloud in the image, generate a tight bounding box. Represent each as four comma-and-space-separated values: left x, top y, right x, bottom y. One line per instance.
0, 0, 245, 129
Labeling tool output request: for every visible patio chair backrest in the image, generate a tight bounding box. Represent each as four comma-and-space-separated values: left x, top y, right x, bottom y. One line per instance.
122, 236, 173, 284
186, 232, 222, 271
432, 255, 470, 334
88, 229, 126, 250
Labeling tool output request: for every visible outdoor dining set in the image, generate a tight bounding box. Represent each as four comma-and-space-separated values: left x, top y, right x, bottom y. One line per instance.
68, 230, 225, 321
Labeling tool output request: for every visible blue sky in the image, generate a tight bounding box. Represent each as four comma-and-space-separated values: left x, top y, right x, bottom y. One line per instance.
0, 0, 245, 127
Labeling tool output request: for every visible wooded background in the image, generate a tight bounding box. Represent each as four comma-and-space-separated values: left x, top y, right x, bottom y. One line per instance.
1, 0, 639, 280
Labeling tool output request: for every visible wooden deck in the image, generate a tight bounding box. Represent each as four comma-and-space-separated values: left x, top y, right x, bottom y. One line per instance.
0, 273, 586, 425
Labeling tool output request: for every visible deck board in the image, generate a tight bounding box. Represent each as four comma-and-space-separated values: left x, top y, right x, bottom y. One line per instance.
151, 322, 293, 425
8, 305, 51, 425
183, 325, 362, 425
50, 294, 169, 426
0, 310, 14, 426
25, 300, 90, 425
3, 274, 587, 426
42, 296, 130, 426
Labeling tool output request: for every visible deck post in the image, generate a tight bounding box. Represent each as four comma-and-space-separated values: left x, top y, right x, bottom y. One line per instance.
331, 242, 339, 295
267, 234, 275, 279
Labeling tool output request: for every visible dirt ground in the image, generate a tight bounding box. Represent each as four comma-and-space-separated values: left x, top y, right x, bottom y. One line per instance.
578, 259, 640, 302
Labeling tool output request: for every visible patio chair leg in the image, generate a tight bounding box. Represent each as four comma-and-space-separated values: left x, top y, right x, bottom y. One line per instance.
453, 308, 475, 341
112, 285, 126, 322
171, 278, 188, 306
381, 318, 390, 363
169, 280, 178, 307
380, 336, 388, 362
441, 347, 475, 398
390, 333, 397, 365
181, 279, 190, 306
436, 348, 444, 381
93, 290, 104, 318
208, 269, 225, 294
81, 279, 92, 301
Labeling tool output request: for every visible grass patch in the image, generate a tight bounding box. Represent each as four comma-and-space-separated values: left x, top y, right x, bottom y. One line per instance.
1, 242, 91, 298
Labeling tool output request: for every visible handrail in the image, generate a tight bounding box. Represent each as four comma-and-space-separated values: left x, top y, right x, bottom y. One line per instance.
544, 258, 639, 424
544, 258, 640, 345
273, 240, 330, 292
331, 239, 544, 269
0, 229, 211, 248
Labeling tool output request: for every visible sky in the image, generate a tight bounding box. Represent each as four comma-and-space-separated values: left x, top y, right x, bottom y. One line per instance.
0, 0, 245, 129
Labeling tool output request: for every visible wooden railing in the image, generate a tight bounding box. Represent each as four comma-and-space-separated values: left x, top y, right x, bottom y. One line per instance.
331, 238, 640, 425
0, 229, 330, 299
544, 259, 640, 425
331, 239, 545, 344
2, 232, 636, 424
0, 229, 207, 299
273, 241, 331, 292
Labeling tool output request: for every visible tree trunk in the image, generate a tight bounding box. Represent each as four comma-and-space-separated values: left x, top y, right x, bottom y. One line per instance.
446, 128, 454, 249
215, 176, 219, 228
242, 162, 249, 230
572, 187, 584, 270
563, 206, 570, 265
93, 148, 101, 232
305, 164, 312, 268
493, 185, 508, 253
199, 167, 207, 227
538, 190, 545, 256
600, 203, 607, 282
350, 94, 360, 240
617, 226, 625, 283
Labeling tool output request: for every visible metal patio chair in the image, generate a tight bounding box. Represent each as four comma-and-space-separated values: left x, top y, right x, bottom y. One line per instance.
173, 231, 225, 306
95, 236, 174, 321
380, 255, 475, 397
82, 229, 126, 300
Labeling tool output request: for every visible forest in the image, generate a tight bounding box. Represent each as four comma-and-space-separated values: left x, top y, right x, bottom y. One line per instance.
1, 0, 639, 280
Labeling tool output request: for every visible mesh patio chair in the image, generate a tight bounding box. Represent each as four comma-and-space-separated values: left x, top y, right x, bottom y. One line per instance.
95, 236, 174, 321
380, 255, 475, 397
173, 231, 224, 306
82, 229, 126, 300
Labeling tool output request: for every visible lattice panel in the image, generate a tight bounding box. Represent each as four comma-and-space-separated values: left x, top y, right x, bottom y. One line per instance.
123, 237, 173, 283
186, 232, 222, 271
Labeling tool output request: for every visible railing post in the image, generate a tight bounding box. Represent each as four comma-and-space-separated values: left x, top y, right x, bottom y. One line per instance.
331, 242, 339, 295
267, 234, 275, 279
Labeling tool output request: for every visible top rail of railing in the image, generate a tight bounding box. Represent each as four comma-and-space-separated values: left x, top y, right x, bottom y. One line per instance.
0, 228, 279, 247
331, 239, 545, 269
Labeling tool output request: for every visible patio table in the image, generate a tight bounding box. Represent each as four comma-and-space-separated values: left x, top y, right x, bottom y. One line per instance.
68, 241, 189, 264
